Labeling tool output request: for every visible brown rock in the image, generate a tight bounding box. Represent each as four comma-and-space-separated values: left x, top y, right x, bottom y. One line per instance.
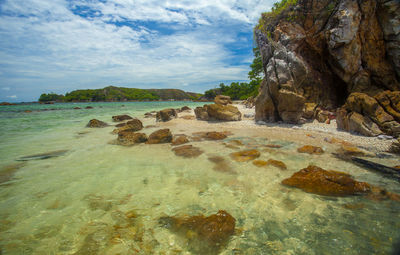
303, 103, 317, 119
180, 115, 195, 120
214, 95, 232, 105
87, 119, 108, 128
144, 112, 155, 118
389, 138, 400, 154
375, 91, 400, 123
181, 106, 191, 111
159, 210, 235, 250
172, 135, 189, 146
112, 119, 143, 134
73, 107, 81, 109
117, 131, 147, 146
297, 145, 324, 155
172, 145, 203, 158
156, 108, 177, 122
208, 156, 234, 173
253, 160, 268, 167
112, 115, 133, 122
230, 149, 261, 162
146, 129, 173, 144
266, 159, 287, 170
194, 106, 209, 120
229, 140, 244, 146
24, 110, 32, 113
85, 106, 93, 109
324, 137, 353, 146
337, 145, 375, 157
205, 131, 227, 140
282, 165, 371, 196
265, 144, 282, 148
205, 104, 242, 121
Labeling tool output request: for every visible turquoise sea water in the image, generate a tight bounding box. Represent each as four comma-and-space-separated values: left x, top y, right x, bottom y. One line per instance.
0, 102, 399, 254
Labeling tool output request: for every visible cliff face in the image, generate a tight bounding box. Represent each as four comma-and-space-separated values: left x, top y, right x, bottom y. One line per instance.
255, 0, 400, 136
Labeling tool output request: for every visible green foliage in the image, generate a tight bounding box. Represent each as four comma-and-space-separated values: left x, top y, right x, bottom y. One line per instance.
38, 86, 201, 102
255, 0, 299, 31
39, 93, 64, 102
248, 48, 263, 81
204, 80, 260, 100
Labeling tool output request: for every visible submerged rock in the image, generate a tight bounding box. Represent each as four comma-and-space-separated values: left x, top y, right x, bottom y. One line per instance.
230, 149, 261, 162
17, 149, 69, 161
208, 156, 234, 173
112, 115, 133, 122
146, 129, 173, 144
282, 165, 371, 196
337, 145, 375, 157
172, 145, 203, 158
87, 119, 108, 128
156, 108, 177, 122
0, 162, 26, 184
172, 135, 189, 146
159, 210, 235, 253
253, 159, 287, 170
116, 131, 148, 146
297, 145, 324, 155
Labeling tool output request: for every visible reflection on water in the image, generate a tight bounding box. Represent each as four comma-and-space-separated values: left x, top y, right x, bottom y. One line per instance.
0, 102, 399, 254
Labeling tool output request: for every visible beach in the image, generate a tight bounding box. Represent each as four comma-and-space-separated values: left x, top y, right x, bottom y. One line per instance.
0, 101, 399, 254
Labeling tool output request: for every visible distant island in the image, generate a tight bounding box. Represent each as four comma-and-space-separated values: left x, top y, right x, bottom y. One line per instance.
38, 86, 203, 102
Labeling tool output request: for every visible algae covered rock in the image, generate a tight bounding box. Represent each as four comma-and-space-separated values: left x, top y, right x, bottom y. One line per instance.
172, 145, 203, 158
297, 145, 324, 155
87, 119, 108, 128
117, 131, 148, 146
146, 129, 173, 144
113, 119, 143, 133
282, 165, 371, 196
159, 210, 235, 253
230, 149, 260, 162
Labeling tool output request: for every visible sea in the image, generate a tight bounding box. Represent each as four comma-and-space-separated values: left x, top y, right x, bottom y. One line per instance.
0, 101, 399, 255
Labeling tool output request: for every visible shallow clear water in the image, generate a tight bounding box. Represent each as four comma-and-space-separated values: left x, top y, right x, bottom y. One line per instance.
0, 102, 399, 255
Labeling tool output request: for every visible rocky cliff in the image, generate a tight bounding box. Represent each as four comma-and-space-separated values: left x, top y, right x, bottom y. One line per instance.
254, 0, 400, 136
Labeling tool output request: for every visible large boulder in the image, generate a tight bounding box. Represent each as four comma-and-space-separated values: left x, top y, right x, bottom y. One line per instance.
146, 129, 173, 144
205, 104, 241, 121
254, 0, 400, 125
156, 108, 177, 122
87, 119, 108, 128
214, 95, 232, 105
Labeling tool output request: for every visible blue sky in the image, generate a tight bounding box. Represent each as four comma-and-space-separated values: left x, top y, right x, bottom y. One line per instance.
0, 0, 274, 102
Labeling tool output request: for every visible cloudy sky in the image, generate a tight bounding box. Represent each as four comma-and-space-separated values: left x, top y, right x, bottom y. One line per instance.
0, 0, 274, 102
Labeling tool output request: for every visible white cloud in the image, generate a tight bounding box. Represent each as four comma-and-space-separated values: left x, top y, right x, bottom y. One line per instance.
7, 95, 17, 99
0, 0, 274, 100
2, 87, 10, 91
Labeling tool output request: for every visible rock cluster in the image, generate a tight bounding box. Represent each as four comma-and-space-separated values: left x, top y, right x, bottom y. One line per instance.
254, 0, 400, 136
194, 95, 242, 121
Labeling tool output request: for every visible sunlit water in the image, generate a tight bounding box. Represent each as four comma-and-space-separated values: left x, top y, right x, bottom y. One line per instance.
0, 102, 399, 255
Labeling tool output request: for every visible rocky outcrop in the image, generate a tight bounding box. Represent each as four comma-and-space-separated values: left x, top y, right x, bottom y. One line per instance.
337, 92, 400, 136
255, 0, 400, 130
156, 108, 177, 122
87, 119, 108, 128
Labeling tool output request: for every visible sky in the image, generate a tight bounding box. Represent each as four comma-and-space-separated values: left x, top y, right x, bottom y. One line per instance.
0, 0, 274, 102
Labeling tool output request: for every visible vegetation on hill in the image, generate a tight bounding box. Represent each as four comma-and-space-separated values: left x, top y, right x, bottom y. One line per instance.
39, 86, 202, 102
204, 47, 263, 100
